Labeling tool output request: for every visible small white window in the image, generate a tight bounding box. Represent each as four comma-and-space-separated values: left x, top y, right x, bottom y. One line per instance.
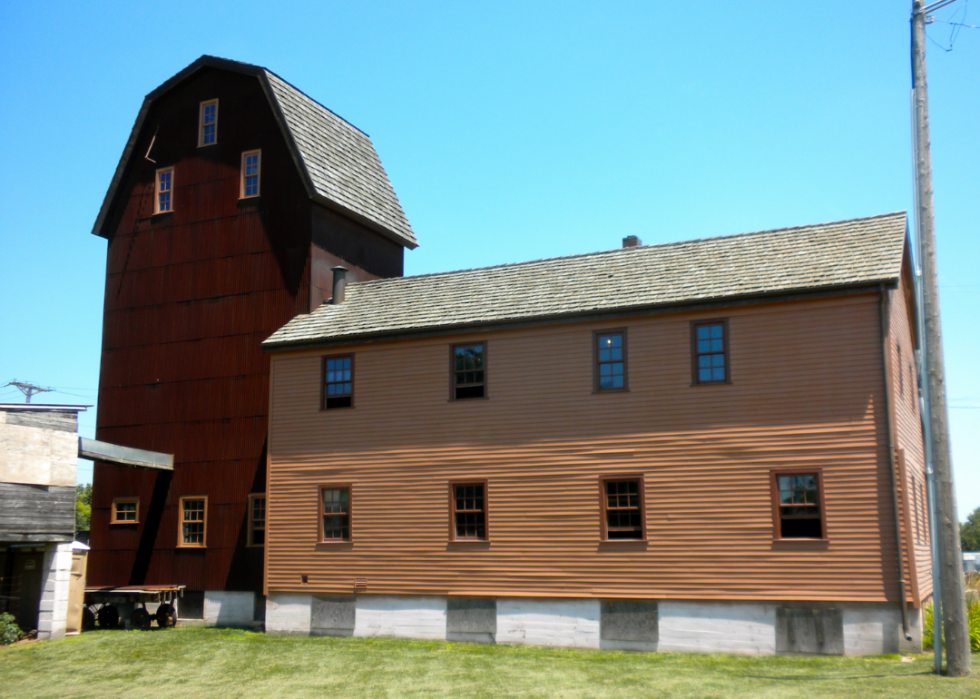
155, 167, 174, 214
199, 99, 218, 147
241, 150, 261, 198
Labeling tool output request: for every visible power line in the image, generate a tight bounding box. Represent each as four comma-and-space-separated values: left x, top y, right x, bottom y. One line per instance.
4, 380, 54, 404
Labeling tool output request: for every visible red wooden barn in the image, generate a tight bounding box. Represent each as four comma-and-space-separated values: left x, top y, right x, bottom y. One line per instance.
88, 56, 416, 625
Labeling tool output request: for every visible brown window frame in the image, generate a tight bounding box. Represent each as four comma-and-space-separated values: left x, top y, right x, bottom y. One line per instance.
321, 354, 354, 410
110, 497, 140, 525
691, 318, 730, 385
593, 329, 629, 393
154, 166, 174, 214
770, 469, 827, 541
247, 493, 266, 547
240, 149, 261, 199
599, 475, 647, 542
448, 480, 490, 542
198, 99, 218, 147
178, 496, 208, 548
450, 342, 488, 401
318, 484, 352, 543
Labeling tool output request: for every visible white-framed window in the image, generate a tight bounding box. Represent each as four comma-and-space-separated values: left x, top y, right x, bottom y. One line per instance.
155, 167, 174, 214
199, 99, 218, 147
241, 150, 261, 198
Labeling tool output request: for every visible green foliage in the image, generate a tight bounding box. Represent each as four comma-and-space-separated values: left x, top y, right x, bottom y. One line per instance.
0, 612, 24, 645
925, 573, 980, 653
75, 483, 92, 533
962, 507, 980, 553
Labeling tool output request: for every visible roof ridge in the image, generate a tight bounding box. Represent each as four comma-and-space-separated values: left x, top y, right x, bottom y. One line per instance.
346, 211, 907, 291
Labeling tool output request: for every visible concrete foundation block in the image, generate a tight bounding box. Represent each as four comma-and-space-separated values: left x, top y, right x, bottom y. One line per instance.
842, 603, 920, 655
447, 597, 496, 644
204, 591, 256, 627
659, 601, 775, 655
497, 598, 600, 649
312, 595, 355, 637
776, 606, 844, 655
354, 595, 446, 640
266, 593, 313, 635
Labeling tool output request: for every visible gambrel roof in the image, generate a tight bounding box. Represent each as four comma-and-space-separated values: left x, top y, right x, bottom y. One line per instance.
92, 55, 417, 248
264, 211, 908, 350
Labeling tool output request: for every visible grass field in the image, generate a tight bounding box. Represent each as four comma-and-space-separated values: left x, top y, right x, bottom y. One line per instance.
1, 627, 978, 699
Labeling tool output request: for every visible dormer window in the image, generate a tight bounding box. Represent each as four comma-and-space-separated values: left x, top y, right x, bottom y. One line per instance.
241, 150, 261, 198
198, 99, 218, 146
155, 167, 173, 214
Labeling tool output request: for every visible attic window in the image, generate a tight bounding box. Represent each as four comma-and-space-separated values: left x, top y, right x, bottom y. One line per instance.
692, 319, 729, 384
199, 99, 218, 146
155, 167, 174, 214
241, 150, 261, 198
322, 355, 353, 409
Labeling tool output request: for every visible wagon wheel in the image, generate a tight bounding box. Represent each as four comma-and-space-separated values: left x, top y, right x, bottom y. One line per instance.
97, 604, 120, 629
156, 603, 177, 628
82, 607, 96, 631
131, 607, 152, 630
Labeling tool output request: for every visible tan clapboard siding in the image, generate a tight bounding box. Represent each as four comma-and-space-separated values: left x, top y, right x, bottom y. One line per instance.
267, 293, 911, 602
888, 266, 932, 604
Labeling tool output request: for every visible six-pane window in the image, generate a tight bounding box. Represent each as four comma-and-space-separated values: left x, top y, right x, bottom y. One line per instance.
111, 497, 139, 524
693, 320, 728, 384
323, 355, 353, 409
453, 343, 486, 400
595, 331, 626, 391
772, 472, 824, 539
199, 99, 218, 146
241, 150, 261, 198
248, 494, 266, 546
601, 478, 645, 540
451, 483, 487, 540
155, 167, 174, 214
321, 487, 351, 541
179, 497, 207, 547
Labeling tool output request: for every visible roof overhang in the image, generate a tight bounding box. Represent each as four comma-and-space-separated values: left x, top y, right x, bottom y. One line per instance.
263, 280, 895, 354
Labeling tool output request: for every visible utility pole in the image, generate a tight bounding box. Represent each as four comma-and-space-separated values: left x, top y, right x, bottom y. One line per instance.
4, 380, 53, 404
910, 0, 970, 677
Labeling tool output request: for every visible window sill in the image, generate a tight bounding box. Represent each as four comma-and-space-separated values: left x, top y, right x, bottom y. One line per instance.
690, 380, 732, 387
598, 539, 648, 552
447, 540, 491, 549
771, 538, 829, 551
176, 545, 206, 550
315, 541, 353, 551
109, 521, 139, 526
238, 195, 261, 203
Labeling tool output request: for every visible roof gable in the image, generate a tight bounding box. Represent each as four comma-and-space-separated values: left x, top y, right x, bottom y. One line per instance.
264, 211, 908, 350
92, 56, 417, 248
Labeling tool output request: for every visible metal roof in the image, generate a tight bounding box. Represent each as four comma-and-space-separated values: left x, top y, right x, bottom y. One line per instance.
264, 211, 908, 350
92, 55, 417, 249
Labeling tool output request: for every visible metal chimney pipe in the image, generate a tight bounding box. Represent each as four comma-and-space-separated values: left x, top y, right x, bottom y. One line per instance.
331, 266, 348, 304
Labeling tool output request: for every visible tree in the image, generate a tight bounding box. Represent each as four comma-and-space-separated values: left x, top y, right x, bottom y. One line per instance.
75, 483, 92, 534
961, 506, 980, 553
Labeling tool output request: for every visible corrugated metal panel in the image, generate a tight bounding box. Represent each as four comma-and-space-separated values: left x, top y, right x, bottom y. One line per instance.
266, 294, 918, 603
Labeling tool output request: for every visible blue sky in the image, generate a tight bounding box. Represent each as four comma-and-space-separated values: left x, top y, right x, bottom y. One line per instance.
0, 1, 977, 518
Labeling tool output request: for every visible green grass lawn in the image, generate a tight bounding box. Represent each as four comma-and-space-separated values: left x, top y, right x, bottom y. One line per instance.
1, 627, 977, 699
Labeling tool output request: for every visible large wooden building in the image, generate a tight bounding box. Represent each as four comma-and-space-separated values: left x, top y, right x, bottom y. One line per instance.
261, 212, 931, 655
88, 56, 416, 625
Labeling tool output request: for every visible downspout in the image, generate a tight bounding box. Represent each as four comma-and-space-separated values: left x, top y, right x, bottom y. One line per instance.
880, 283, 912, 641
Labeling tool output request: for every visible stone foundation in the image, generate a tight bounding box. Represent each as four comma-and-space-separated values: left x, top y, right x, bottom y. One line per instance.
265, 593, 921, 656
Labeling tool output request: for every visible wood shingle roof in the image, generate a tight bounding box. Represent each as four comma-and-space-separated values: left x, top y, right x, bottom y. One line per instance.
264, 211, 908, 350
